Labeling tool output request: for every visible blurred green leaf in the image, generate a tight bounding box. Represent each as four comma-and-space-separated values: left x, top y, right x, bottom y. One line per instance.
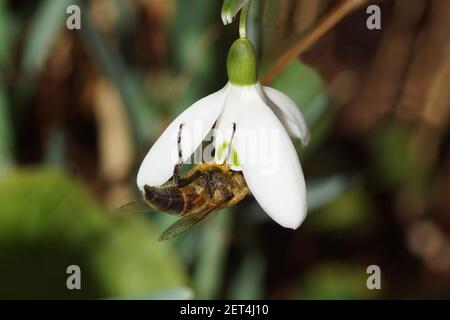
311, 186, 373, 231
370, 122, 423, 188
193, 210, 231, 299
227, 251, 265, 299
170, 0, 222, 115
0, 87, 12, 172
22, 0, 74, 73
81, 12, 154, 145
124, 287, 193, 300
271, 60, 328, 121
307, 175, 352, 211
173, 225, 202, 266
0, 0, 11, 71
0, 170, 186, 298
93, 217, 186, 298
44, 128, 67, 169
259, 0, 285, 64
296, 263, 380, 299
171, 0, 219, 69
271, 60, 332, 158
300, 105, 336, 160
0, 3, 13, 172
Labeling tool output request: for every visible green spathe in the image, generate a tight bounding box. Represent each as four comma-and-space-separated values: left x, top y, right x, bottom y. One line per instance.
227, 37, 257, 85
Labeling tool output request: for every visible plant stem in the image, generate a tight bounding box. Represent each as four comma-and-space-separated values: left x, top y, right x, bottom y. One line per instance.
239, 1, 251, 38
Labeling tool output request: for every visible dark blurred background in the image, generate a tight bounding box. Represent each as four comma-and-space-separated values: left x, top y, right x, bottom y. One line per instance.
0, 0, 449, 299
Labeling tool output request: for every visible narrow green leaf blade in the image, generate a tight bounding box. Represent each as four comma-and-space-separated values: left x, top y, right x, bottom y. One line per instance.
22, 0, 75, 73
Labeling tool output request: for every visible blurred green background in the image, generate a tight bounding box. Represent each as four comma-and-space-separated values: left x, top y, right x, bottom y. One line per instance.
0, 0, 449, 299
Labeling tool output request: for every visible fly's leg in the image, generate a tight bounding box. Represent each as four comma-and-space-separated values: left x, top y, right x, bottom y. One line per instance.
225, 122, 237, 162
173, 123, 184, 186
173, 124, 201, 188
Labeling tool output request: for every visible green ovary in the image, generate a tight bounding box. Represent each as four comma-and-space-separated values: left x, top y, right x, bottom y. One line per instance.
226, 38, 258, 85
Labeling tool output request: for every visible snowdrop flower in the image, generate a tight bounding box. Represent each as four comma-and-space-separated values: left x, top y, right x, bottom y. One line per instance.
137, 24, 309, 230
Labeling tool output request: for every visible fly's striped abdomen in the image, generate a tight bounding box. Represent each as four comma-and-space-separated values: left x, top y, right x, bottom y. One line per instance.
144, 185, 205, 215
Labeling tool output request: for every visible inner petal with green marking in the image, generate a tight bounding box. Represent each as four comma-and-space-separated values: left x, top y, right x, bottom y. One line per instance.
215, 140, 239, 168
216, 141, 229, 160
231, 148, 240, 167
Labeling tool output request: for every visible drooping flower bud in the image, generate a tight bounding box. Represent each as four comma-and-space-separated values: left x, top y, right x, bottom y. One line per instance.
221, 0, 250, 25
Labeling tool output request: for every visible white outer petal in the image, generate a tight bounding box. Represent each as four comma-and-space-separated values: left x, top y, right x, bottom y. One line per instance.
136, 84, 230, 190
234, 86, 307, 229
262, 85, 310, 145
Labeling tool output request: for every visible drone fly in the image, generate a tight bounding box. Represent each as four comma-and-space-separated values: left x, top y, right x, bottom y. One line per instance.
120, 123, 249, 241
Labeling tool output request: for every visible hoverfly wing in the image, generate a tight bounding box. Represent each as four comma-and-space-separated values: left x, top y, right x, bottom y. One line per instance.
116, 199, 154, 213
158, 211, 209, 241
158, 205, 221, 241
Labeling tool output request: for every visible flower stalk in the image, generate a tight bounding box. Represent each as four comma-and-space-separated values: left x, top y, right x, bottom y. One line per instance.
239, 1, 250, 38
